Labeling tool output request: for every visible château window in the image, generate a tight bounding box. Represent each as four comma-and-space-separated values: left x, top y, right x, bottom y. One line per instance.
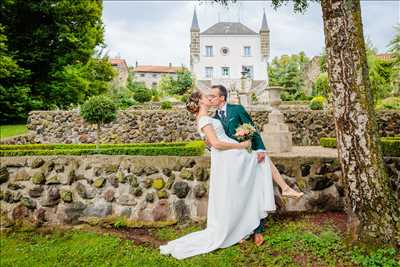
152, 74, 158, 78
205, 46, 213, 57
140, 73, 145, 77
244, 46, 251, 57
242, 66, 253, 78
205, 67, 213, 78
221, 67, 230, 77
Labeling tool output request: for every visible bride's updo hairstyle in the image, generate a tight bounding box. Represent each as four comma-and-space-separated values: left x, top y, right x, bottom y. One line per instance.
186, 90, 202, 114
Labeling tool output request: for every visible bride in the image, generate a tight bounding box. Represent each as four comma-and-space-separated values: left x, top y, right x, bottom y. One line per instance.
159, 90, 281, 260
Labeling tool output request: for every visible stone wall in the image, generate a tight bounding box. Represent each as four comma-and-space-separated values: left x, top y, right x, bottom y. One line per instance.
1, 109, 398, 145
1, 155, 399, 227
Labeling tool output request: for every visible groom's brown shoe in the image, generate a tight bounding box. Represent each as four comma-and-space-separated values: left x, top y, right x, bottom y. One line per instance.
254, 233, 264, 246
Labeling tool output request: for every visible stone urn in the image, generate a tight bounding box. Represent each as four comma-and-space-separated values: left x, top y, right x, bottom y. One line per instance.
261, 86, 293, 153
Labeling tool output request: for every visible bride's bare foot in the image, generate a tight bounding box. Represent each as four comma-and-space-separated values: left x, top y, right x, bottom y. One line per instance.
282, 185, 304, 198
254, 233, 264, 246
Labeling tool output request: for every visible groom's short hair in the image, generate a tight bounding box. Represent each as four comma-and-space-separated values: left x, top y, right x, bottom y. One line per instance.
211, 85, 228, 101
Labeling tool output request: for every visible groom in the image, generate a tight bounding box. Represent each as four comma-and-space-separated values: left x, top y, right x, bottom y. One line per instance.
207, 84, 268, 246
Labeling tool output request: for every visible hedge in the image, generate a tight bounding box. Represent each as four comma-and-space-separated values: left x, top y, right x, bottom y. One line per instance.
320, 137, 400, 157
0, 142, 189, 151
0, 141, 205, 157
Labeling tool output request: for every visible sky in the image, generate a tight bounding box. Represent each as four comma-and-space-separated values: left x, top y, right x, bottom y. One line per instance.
102, 0, 400, 67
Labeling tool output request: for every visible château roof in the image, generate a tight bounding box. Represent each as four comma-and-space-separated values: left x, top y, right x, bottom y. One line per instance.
201, 22, 257, 35
133, 65, 185, 74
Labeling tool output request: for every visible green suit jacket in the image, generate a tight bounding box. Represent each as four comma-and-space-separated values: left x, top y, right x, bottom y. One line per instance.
214, 103, 266, 151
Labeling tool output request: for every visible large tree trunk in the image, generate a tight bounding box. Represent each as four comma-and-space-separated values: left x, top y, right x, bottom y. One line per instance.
320, 0, 399, 245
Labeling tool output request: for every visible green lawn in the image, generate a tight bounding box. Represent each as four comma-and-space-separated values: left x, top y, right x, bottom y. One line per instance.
1, 214, 398, 267
0, 124, 27, 139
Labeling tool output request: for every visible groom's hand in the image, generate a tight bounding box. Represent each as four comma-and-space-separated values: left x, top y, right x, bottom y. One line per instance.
257, 152, 266, 163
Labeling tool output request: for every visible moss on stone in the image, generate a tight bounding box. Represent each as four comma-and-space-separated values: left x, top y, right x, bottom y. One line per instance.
152, 178, 165, 190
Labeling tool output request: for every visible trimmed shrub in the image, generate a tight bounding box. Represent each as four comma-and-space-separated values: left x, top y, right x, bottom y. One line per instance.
161, 101, 172, 110
320, 137, 400, 157
376, 97, 400, 110
80, 95, 117, 149
309, 96, 326, 110
152, 95, 160, 102
133, 88, 152, 103
0, 141, 205, 157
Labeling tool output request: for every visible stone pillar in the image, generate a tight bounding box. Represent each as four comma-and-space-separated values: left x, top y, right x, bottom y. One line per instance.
238, 71, 250, 107
261, 86, 292, 153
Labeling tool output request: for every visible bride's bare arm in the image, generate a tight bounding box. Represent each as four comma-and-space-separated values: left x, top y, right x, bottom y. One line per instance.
201, 124, 250, 150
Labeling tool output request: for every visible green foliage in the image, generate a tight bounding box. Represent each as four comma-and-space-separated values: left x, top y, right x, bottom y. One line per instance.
320, 137, 400, 157
152, 95, 160, 102
132, 88, 152, 103
0, 141, 205, 157
48, 57, 115, 108
368, 51, 394, 102
80, 95, 117, 125
109, 86, 137, 110
351, 247, 399, 267
1, 213, 399, 266
0, 24, 32, 123
157, 69, 193, 96
375, 97, 400, 110
388, 24, 400, 96
0, 0, 107, 113
268, 52, 310, 100
309, 96, 326, 110
0, 125, 28, 139
180, 94, 188, 103
312, 72, 330, 97
160, 101, 172, 110
319, 43, 396, 101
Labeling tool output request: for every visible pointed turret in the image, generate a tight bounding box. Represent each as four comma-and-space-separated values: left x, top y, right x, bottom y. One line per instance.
259, 9, 270, 60
191, 8, 200, 32
190, 7, 200, 70
260, 8, 269, 32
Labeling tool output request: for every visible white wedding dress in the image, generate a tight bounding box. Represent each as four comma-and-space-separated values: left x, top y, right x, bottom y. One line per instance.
159, 116, 276, 259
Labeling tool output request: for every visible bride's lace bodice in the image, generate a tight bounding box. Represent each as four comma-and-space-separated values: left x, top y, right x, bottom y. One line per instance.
197, 116, 237, 143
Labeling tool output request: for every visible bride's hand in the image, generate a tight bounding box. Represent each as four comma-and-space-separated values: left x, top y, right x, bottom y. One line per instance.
240, 140, 251, 149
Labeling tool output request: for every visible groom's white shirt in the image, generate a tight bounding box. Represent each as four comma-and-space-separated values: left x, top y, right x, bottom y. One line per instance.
218, 102, 265, 153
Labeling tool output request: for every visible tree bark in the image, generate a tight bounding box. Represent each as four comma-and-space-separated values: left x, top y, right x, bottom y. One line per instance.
320, 0, 399, 245
96, 122, 101, 150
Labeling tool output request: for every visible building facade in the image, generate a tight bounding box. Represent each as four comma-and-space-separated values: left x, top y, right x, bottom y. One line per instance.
132, 64, 183, 88
190, 8, 271, 100
110, 58, 129, 88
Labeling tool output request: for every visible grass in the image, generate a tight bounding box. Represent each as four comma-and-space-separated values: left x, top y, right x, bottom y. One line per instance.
0, 124, 28, 139
1, 214, 399, 267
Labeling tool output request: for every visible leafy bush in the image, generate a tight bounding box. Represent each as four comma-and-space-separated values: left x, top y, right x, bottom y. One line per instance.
161, 101, 172, 110
180, 94, 188, 103
152, 95, 160, 102
320, 137, 400, 157
80, 95, 117, 149
0, 141, 205, 157
133, 88, 152, 103
375, 97, 400, 110
309, 96, 326, 110
312, 72, 330, 97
